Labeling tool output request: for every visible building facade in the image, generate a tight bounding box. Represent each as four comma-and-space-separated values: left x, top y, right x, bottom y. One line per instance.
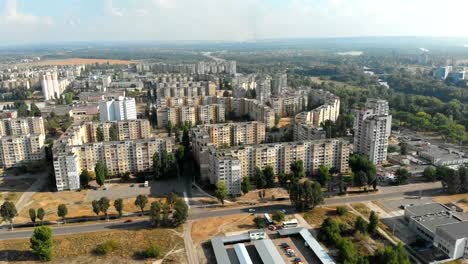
99, 96, 137, 121
354, 99, 392, 164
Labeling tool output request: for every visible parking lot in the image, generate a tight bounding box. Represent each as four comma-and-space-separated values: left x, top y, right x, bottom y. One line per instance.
271, 234, 319, 263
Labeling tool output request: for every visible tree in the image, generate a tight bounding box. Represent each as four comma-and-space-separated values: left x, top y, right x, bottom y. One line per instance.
318, 217, 341, 244
353, 171, 368, 189
368, 211, 379, 235
37, 208, 45, 225
337, 238, 359, 264
215, 182, 228, 206
30, 226, 53, 261
400, 143, 408, 155
92, 200, 101, 216
162, 203, 170, 225
114, 198, 123, 218
109, 124, 118, 141
254, 166, 266, 189
349, 154, 377, 184
290, 160, 305, 182
57, 204, 68, 223
80, 169, 91, 189
336, 206, 348, 216
135, 195, 148, 215
272, 211, 285, 222
99, 197, 110, 220
166, 121, 173, 136
30, 103, 41, 117
241, 177, 252, 194
278, 172, 290, 187
182, 127, 190, 149
355, 216, 368, 234
29, 208, 37, 225
289, 180, 323, 211
1, 201, 17, 230
253, 216, 266, 228
96, 126, 104, 142
95, 160, 107, 187
149, 201, 162, 227
173, 199, 188, 226
395, 168, 410, 185
153, 152, 161, 179
263, 165, 275, 188
163, 193, 176, 208
317, 165, 332, 187
373, 243, 410, 264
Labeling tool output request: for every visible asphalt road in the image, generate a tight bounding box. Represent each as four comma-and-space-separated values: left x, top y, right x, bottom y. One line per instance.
0, 183, 444, 241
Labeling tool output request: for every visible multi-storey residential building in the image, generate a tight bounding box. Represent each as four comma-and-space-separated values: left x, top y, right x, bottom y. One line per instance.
294, 89, 340, 127
294, 123, 326, 141
52, 119, 172, 191
99, 96, 137, 121
156, 104, 225, 128
41, 71, 70, 100
207, 139, 350, 195
354, 99, 392, 164
0, 117, 46, 168
192, 121, 265, 148
271, 73, 287, 96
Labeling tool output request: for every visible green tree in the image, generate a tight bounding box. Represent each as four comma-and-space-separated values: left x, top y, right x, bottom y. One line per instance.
336, 206, 348, 216
395, 168, 410, 185
317, 165, 332, 187
135, 195, 148, 215
149, 201, 162, 227
0, 201, 17, 230
353, 171, 368, 189
80, 169, 90, 189
349, 154, 377, 185
173, 199, 188, 226
182, 127, 190, 149
30, 226, 53, 261
95, 160, 107, 187
152, 152, 161, 179
263, 165, 275, 188
167, 121, 173, 136
272, 211, 285, 222
278, 172, 290, 187
114, 198, 123, 218
92, 200, 101, 216
29, 208, 37, 225
162, 203, 170, 225
355, 216, 368, 234
57, 204, 68, 223
254, 166, 266, 189
337, 238, 359, 264
318, 217, 341, 244
99, 197, 110, 220
96, 126, 104, 142
289, 180, 323, 211
290, 160, 305, 183
109, 124, 118, 141
143, 244, 161, 259
30, 103, 41, 117
373, 243, 410, 264
253, 215, 266, 228
215, 182, 228, 206
37, 208, 45, 225
423, 166, 437, 182
166, 193, 178, 208
241, 177, 252, 194
368, 211, 379, 234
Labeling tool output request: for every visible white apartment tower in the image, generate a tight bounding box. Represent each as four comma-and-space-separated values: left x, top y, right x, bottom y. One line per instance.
99, 97, 137, 121
354, 99, 392, 164
41, 72, 60, 100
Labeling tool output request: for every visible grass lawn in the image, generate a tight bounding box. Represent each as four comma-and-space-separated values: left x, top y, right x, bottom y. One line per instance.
0, 228, 185, 263
352, 203, 372, 218
302, 206, 357, 228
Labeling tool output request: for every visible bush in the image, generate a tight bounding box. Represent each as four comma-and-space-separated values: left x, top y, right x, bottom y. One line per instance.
94, 240, 119, 255
336, 206, 348, 216
143, 244, 161, 259
459, 198, 468, 204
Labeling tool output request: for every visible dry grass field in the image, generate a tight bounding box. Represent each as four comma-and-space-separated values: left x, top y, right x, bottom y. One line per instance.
191, 214, 256, 244
0, 228, 185, 263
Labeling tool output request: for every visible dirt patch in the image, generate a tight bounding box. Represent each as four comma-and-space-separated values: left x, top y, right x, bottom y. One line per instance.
278, 118, 293, 128
432, 193, 468, 211
352, 203, 372, 218
303, 206, 357, 228
0, 228, 184, 263
236, 188, 288, 204
191, 214, 256, 244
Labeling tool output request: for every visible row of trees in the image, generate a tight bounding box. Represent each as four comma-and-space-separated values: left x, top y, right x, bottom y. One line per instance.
149, 193, 188, 227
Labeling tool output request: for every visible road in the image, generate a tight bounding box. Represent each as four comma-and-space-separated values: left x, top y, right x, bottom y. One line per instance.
0, 183, 444, 241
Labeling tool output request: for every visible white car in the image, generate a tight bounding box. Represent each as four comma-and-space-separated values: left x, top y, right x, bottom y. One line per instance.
248, 209, 256, 212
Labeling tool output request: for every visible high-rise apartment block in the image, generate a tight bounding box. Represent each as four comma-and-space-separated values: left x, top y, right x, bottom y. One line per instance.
53, 119, 173, 191
271, 73, 287, 96
0, 117, 45, 168
99, 96, 137, 121
156, 104, 225, 128
41, 71, 70, 100
354, 99, 392, 164
208, 139, 350, 195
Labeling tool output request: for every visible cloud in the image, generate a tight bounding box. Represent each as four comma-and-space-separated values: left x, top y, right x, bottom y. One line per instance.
1, 0, 52, 25
104, 0, 123, 17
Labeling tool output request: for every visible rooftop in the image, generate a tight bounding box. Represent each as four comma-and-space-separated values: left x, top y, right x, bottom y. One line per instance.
435, 221, 468, 240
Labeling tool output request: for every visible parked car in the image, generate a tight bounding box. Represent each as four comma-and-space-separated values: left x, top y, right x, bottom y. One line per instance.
248, 208, 255, 212
124, 219, 133, 223
280, 242, 289, 248
294, 258, 302, 263
268, 225, 277, 231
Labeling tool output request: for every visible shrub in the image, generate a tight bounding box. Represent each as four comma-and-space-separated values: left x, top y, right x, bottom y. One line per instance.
459, 198, 468, 204
94, 240, 119, 255
143, 244, 161, 259
336, 206, 348, 216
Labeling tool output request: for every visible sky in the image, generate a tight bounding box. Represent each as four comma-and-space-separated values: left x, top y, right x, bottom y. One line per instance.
1, 0, 468, 46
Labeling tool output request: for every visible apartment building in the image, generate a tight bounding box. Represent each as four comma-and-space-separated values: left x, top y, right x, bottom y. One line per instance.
156, 104, 225, 128
53, 119, 172, 191
294, 89, 340, 127
0, 117, 45, 136
354, 99, 392, 164
99, 96, 137, 121
192, 121, 266, 148
0, 117, 46, 168
294, 123, 326, 141
208, 139, 350, 195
